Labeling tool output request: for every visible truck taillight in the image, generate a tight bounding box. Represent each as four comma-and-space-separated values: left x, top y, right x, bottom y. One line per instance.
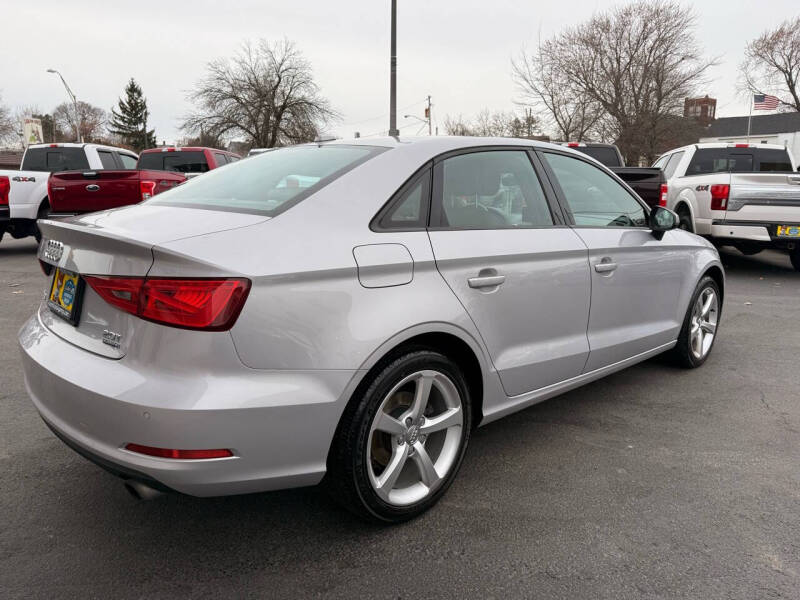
0, 176, 9, 206
84, 276, 251, 331
659, 184, 668, 207
140, 180, 157, 201
567, 142, 580, 147
710, 184, 729, 210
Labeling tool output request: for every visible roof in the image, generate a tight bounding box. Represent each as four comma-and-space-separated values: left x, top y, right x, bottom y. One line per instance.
705, 112, 800, 137
315, 135, 567, 154
140, 146, 239, 155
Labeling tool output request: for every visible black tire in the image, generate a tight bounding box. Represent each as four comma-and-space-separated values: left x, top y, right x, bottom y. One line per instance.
34, 201, 50, 243
736, 243, 763, 256
791, 248, 800, 272
327, 349, 472, 523
676, 207, 693, 232
672, 276, 721, 368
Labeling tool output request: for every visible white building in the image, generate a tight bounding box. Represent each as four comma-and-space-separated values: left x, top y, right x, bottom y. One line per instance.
700, 112, 800, 163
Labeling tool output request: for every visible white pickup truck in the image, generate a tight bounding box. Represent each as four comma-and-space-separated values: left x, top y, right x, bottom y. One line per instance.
0, 143, 138, 243
654, 143, 800, 270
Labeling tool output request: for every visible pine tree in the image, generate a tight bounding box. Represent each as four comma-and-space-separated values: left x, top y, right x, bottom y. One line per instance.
108, 78, 156, 151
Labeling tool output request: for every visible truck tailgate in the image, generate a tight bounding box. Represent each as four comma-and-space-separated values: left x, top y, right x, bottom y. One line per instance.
48, 170, 184, 213
727, 172, 800, 222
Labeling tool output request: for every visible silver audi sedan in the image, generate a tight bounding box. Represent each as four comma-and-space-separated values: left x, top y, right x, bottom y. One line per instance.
20, 136, 723, 522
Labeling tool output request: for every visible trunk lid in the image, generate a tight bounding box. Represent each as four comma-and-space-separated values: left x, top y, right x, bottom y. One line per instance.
36, 205, 268, 358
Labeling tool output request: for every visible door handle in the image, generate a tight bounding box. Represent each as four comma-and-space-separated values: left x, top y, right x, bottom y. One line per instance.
594, 259, 618, 273
468, 274, 506, 288
85, 184, 100, 192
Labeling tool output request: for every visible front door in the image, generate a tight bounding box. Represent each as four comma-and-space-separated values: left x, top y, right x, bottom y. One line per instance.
427, 148, 592, 397
539, 150, 689, 372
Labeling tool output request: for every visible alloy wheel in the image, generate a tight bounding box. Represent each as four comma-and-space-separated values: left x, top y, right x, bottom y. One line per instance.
689, 287, 718, 359
367, 370, 464, 506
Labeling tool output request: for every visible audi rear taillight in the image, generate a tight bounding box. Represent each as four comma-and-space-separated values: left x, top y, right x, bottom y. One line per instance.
710, 184, 730, 211
84, 276, 250, 331
0, 176, 9, 206
140, 180, 156, 201
659, 184, 668, 207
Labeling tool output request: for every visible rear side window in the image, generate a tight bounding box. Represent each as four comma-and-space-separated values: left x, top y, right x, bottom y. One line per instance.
375, 168, 431, 230
138, 151, 210, 173
433, 150, 554, 229
148, 145, 385, 216
574, 146, 622, 167
686, 148, 793, 175
213, 153, 228, 167
21, 147, 90, 172
97, 151, 117, 169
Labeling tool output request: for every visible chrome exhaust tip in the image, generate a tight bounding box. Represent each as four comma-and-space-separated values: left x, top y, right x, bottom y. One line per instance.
124, 480, 163, 501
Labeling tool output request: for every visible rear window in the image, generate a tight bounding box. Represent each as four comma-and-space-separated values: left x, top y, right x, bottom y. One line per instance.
147, 144, 386, 216
573, 146, 622, 167
21, 147, 90, 172
686, 148, 794, 175
137, 151, 210, 173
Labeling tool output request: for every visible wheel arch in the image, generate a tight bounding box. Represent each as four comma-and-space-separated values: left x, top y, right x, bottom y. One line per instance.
702, 264, 725, 304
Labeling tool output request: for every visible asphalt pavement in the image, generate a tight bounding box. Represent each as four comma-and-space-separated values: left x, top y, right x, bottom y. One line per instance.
1, 236, 799, 599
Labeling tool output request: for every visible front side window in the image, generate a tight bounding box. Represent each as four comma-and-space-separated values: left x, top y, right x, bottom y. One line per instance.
663, 151, 685, 179
543, 152, 647, 228
148, 144, 385, 216
433, 150, 554, 229
118, 154, 138, 169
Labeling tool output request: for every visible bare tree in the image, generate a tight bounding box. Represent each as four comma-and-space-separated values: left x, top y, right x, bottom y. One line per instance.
444, 109, 540, 138
513, 42, 603, 141
0, 92, 14, 145
53, 101, 107, 142
528, 1, 715, 163
740, 16, 800, 112
182, 39, 338, 148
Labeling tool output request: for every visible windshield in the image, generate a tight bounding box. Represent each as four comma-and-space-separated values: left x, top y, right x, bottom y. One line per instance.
147, 144, 386, 216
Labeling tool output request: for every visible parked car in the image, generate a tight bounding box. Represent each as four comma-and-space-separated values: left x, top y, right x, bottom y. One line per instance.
0, 143, 138, 242
561, 142, 668, 208
22, 137, 724, 523
137, 147, 240, 177
48, 169, 186, 215
654, 143, 800, 269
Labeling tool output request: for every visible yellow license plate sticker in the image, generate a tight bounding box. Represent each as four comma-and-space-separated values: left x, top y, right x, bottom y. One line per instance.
776, 225, 800, 237
47, 267, 83, 323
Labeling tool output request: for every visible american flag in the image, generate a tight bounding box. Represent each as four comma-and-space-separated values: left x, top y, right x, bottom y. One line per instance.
753, 94, 780, 110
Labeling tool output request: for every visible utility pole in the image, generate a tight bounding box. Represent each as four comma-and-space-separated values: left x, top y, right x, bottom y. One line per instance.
425, 95, 432, 136
47, 68, 82, 142
388, 0, 399, 136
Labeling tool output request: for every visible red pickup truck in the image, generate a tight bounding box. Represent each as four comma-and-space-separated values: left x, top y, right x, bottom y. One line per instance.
48, 169, 186, 215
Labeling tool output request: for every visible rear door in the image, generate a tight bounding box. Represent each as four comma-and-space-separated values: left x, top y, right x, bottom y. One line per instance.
427, 148, 591, 397
539, 149, 689, 372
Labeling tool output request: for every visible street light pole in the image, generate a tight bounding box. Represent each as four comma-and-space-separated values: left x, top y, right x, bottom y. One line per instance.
388, 0, 399, 136
47, 69, 82, 143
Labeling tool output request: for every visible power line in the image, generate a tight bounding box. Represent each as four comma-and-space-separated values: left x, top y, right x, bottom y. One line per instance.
340, 98, 427, 128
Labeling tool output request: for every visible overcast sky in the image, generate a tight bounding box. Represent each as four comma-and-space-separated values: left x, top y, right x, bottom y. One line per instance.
2, 0, 797, 144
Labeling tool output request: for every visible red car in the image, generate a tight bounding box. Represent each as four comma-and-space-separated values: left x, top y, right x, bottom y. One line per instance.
136, 147, 241, 176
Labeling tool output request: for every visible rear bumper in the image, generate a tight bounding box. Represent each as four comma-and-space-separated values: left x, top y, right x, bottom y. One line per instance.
710, 220, 800, 248
19, 310, 358, 497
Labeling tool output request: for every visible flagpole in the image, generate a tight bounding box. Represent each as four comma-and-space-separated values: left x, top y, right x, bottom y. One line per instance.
746, 95, 753, 142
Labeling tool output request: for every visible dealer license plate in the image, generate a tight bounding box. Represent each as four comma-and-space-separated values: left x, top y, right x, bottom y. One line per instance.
776, 225, 800, 238
47, 267, 85, 325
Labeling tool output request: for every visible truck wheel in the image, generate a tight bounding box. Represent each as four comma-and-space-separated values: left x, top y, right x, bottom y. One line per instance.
34, 201, 50, 243
676, 206, 693, 232
736, 243, 762, 256
791, 249, 800, 272
0, 224, 5, 244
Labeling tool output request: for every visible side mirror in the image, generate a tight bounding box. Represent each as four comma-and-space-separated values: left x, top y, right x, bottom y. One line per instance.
649, 206, 678, 239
